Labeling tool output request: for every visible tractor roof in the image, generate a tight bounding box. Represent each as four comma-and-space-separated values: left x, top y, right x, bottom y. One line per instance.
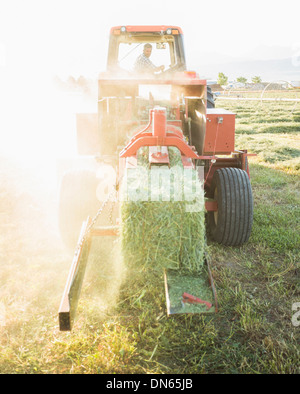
110, 25, 183, 35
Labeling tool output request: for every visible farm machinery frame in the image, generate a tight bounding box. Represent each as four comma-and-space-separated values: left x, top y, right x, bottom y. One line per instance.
58, 25, 254, 331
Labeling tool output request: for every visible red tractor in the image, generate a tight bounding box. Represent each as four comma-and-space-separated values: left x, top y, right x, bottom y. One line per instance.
58, 26, 254, 330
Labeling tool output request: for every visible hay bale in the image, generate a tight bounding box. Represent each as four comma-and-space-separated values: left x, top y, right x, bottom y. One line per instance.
120, 147, 206, 274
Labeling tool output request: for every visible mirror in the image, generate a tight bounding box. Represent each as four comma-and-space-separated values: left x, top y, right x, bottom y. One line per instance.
156, 43, 166, 50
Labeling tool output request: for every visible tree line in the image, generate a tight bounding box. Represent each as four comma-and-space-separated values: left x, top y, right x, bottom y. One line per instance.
217, 72, 262, 86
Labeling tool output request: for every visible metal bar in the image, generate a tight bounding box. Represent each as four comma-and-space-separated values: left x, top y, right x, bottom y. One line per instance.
216, 97, 300, 102
90, 226, 119, 236
58, 218, 92, 331
182, 292, 212, 310
206, 257, 218, 313
205, 200, 218, 211
149, 146, 170, 165
98, 76, 207, 86
120, 134, 211, 159
181, 155, 194, 168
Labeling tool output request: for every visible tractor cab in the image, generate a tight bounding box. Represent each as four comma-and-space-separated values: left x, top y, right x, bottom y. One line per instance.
106, 26, 187, 75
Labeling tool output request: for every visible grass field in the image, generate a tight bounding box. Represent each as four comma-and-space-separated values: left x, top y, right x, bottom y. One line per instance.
0, 96, 299, 374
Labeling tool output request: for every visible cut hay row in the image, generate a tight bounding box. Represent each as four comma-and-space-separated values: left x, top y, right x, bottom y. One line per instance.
120, 147, 206, 274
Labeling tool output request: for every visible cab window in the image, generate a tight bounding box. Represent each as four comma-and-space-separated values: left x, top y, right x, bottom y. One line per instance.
118, 42, 172, 72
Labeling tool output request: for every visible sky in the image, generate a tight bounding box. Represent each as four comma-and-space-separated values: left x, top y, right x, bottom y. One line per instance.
0, 0, 300, 79
0, 0, 299, 162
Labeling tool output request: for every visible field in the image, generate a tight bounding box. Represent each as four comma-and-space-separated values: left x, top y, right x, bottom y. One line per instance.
0, 95, 299, 374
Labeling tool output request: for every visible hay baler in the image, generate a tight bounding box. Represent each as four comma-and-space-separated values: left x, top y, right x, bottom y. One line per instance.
58, 26, 254, 331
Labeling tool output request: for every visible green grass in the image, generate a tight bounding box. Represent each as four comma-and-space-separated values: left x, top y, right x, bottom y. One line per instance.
0, 96, 299, 374
219, 98, 300, 173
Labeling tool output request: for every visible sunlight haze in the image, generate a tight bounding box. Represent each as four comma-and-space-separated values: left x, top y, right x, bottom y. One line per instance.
1, 0, 299, 78
0, 0, 299, 160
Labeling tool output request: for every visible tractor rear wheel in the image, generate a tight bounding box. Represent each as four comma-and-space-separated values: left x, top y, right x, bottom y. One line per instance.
208, 167, 253, 246
58, 169, 99, 250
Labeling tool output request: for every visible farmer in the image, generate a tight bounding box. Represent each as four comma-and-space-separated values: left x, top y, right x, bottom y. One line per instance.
134, 43, 165, 74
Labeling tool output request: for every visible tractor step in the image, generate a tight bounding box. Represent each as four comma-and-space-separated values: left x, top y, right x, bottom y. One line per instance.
164, 259, 218, 315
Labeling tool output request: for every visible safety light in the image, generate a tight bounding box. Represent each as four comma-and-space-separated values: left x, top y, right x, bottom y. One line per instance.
184, 71, 197, 78
120, 26, 126, 33
166, 28, 172, 35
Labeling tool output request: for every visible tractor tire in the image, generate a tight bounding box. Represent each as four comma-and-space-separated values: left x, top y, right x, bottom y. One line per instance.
207, 86, 215, 108
208, 167, 253, 246
58, 169, 99, 250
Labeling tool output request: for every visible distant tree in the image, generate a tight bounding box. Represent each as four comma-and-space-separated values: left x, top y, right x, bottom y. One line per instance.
66, 75, 77, 89
77, 75, 87, 87
217, 72, 228, 86
52, 75, 64, 89
237, 76, 247, 84
252, 76, 262, 84
67, 75, 76, 85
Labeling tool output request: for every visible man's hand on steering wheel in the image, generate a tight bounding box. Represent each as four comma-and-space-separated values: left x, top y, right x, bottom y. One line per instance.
156, 65, 165, 72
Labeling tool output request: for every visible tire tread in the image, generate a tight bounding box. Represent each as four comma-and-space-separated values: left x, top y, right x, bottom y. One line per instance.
208, 167, 253, 246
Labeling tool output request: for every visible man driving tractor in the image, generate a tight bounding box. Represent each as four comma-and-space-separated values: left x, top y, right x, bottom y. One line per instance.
134, 43, 165, 74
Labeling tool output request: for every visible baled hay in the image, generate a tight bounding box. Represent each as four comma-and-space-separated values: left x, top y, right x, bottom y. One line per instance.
120, 147, 206, 274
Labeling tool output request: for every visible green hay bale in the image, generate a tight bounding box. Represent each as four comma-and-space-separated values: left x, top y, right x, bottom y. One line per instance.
120, 147, 206, 274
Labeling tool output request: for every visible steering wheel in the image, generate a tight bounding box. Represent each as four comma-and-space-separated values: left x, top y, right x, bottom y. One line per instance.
160, 64, 182, 76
